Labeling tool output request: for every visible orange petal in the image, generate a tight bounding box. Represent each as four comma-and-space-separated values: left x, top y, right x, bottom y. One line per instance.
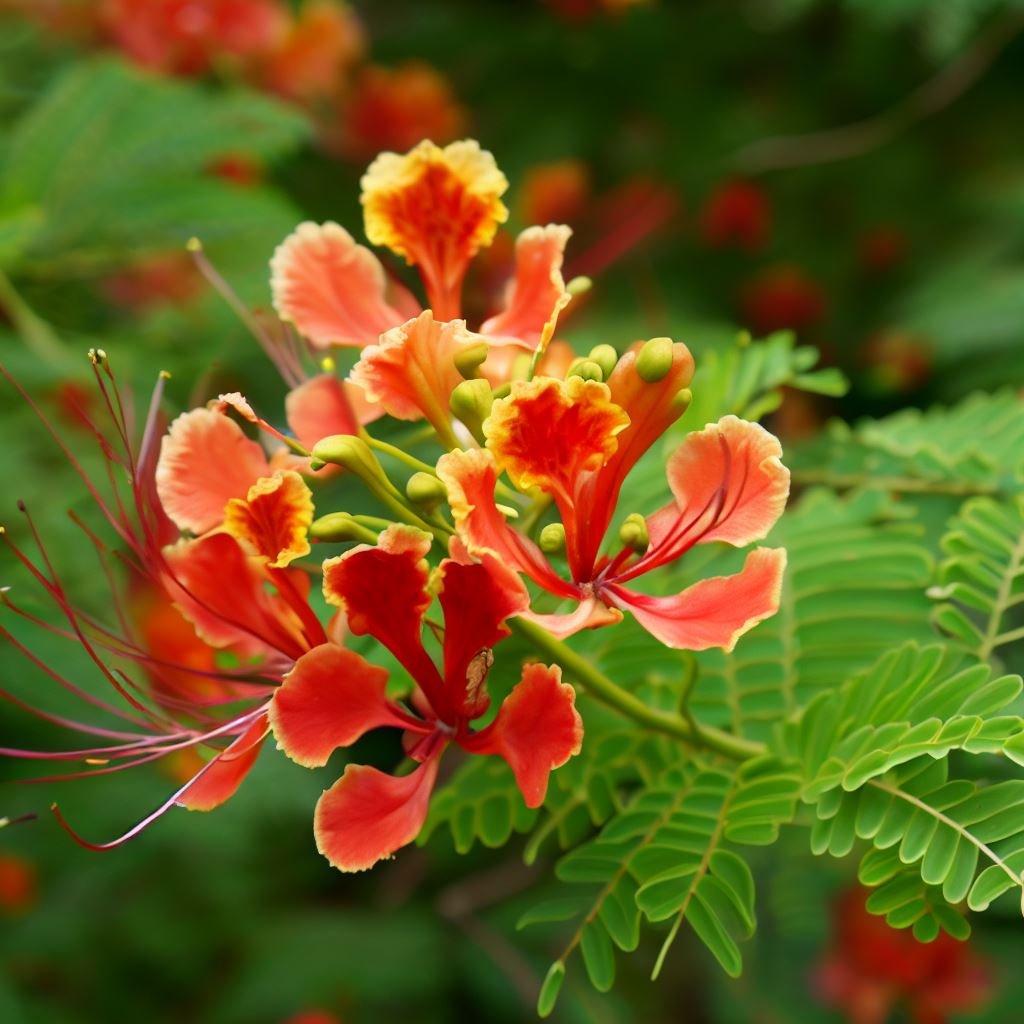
436, 448, 576, 598
177, 714, 268, 812
314, 755, 441, 871
156, 408, 270, 535
484, 376, 629, 503
361, 139, 508, 316
270, 644, 413, 768
518, 597, 623, 640
270, 221, 409, 348
607, 547, 786, 651
479, 224, 572, 351
464, 663, 582, 807
638, 417, 789, 577
349, 310, 479, 434
223, 470, 313, 569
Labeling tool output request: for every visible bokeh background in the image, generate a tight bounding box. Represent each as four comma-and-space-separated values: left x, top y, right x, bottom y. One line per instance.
1, 1, 1023, 1021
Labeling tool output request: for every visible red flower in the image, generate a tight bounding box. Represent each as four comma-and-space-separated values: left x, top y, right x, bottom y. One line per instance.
269, 525, 583, 871
700, 179, 772, 252
269, 140, 573, 403
815, 887, 993, 1024
740, 264, 826, 335
0, 853, 37, 915
437, 348, 789, 648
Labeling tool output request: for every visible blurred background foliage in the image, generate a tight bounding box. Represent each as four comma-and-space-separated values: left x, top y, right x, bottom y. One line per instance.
1, 1, 1023, 1022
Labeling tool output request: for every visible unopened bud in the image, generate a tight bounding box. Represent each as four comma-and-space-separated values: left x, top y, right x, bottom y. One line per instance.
619, 512, 649, 553
311, 434, 385, 483
566, 275, 592, 297
454, 341, 490, 379
588, 344, 618, 379
636, 337, 675, 383
406, 472, 447, 511
672, 387, 693, 415
539, 523, 567, 555
450, 379, 494, 442
567, 359, 604, 382
310, 512, 376, 544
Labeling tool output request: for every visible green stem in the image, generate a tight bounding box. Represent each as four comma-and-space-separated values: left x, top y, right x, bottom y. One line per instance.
365, 435, 439, 476
512, 618, 764, 761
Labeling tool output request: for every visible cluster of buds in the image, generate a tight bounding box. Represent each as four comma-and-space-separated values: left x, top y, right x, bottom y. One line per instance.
1, 138, 789, 872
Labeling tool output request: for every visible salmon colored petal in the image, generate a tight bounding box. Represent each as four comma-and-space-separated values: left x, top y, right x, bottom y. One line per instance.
162, 534, 307, 661
361, 139, 508, 317
270, 221, 408, 349
270, 644, 415, 768
480, 224, 572, 351
156, 407, 270, 534
321, 525, 447, 717
177, 714, 269, 811
464, 663, 582, 807
518, 597, 623, 640
314, 754, 442, 872
284, 374, 359, 449
606, 547, 787, 651
436, 448, 576, 599
349, 310, 479, 434
628, 416, 789, 580
434, 555, 529, 718
223, 470, 313, 568
485, 376, 629, 504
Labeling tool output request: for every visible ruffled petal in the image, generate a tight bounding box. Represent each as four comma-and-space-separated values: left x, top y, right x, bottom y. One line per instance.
436, 448, 576, 598
321, 525, 447, 716
434, 554, 529, 718
162, 533, 307, 661
349, 310, 480, 433
361, 139, 508, 317
465, 663, 582, 807
223, 470, 313, 568
155, 407, 270, 534
270, 221, 408, 349
177, 714, 269, 811
479, 224, 572, 351
627, 416, 789, 580
314, 754, 441, 872
270, 644, 416, 768
606, 547, 787, 651
518, 596, 623, 640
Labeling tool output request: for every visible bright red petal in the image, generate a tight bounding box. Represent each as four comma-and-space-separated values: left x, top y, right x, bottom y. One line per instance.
607, 547, 786, 651
321, 525, 447, 716
480, 224, 572, 351
177, 713, 268, 811
314, 755, 441, 872
270, 221, 408, 348
270, 644, 416, 768
465, 663, 582, 807
434, 554, 529, 717
436, 448, 577, 599
155, 407, 270, 534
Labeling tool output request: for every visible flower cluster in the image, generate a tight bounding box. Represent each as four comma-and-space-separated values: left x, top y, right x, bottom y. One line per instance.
1, 138, 789, 872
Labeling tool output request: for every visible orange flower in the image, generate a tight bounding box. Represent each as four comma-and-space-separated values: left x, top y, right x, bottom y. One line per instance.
0, 853, 37, 915
223, 470, 314, 568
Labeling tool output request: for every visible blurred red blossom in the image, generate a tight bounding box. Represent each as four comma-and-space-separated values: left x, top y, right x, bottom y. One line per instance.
0, 853, 37, 915
700, 179, 772, 252
740, 264, 826, 335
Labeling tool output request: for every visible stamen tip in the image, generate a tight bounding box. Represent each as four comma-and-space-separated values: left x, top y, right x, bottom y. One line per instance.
159, 370, 172, 380
185, 237, 203, 253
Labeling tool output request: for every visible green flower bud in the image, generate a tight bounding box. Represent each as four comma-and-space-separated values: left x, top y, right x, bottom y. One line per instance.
588, 344, 619, 379
567, 359, 604, 382
636, 336, 675, 383
619, 512, 649, 553
310, 512, 378, 544
672, 387, 693, 415
311, 435, 385, 483
539, 522, 567, 555
450, 378, 494, 443
406, 472, 448, 511
566, 275, 592, 297
454, 341, 490, 379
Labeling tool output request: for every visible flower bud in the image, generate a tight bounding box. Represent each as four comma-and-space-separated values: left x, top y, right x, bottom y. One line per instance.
635, 337, 675, 383
539, 522, 567, 555
450, 378, 494, 443
672, 387, 693, 415
310, 512, 377, 544
566, 275, 592, 297
567, 359, 604, 382
454, 341, 490, 379
311, 435, 385, 484
619, 512, 649, 553
588, 344, 618, 379
406, 472, 448, 511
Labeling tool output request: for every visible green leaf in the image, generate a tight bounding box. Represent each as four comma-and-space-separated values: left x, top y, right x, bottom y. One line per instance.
536, 961, 565, 1018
